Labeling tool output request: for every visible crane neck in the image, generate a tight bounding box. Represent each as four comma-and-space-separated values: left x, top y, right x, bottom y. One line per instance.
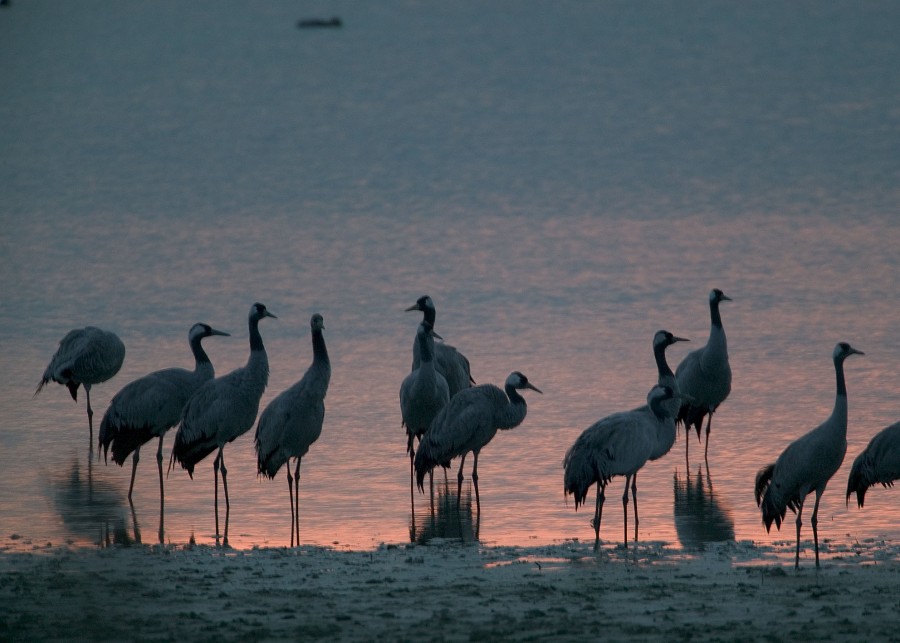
312, 328, 329, 365
417, 329, 435, 364
422, 306, 436, 327
653, 342, 674, 380
189, 334, 213, 367
710, 298, 726, 330
249, 316, 266, 353
497, 384, 529, 430
832, 355, 849, 428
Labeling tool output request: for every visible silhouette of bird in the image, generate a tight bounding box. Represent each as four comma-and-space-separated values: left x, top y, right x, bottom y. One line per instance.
37, 326, 126, 448
846, 421, 900, 508
755, 342, 863, 569
414, 371, 541, 512
406, 295, 474, 397
675, 288, 732, 463
98, 323, 230, 502
170, 302, 276, 543
564, 385, 678, 550
255, 313, 331, 547
400, 320, 450, 507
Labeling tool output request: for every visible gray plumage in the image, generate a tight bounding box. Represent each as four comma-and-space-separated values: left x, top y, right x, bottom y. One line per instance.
98, 323, 230, 502
36, 326, 126, 446
400, 320, 450, 505
564, 385, 678, 550
754, 342, 863, 569
846, 421, 900, 508
171, 302, 276, 542
406, 295, 474, 397
414, 371, 541, 510
675, 288, 732, 462
634, 330, 690, 462
255, 314, 330, 547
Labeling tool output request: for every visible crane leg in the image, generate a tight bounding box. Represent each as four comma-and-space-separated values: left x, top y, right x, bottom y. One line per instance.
213, 451, 221, 541
220, 452, 229, 509
287, 464, 295, 547
156, 436, 165, 545
794, 498, 805, 570
85, 385, 94, 451
471, 451, 481, 516
294, 458, 302, 546
622, 476, 630, 548
811, 488, 824, 568
593, 483, 605, 551
128, 447, 140, 502
456, 453, 467, 509
631, 473, 639, 542
704, 412, 713, 463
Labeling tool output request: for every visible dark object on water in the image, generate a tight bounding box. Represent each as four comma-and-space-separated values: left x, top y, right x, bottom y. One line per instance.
297, 17, 342, 29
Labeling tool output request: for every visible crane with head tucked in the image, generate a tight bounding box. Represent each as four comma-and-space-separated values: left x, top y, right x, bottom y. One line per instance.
170, 302, 276, 543
36, 326, 126, 449
255, 313, 331, 547
755, 342, 863, 568
846, 421, 900, 509
564, 385, 679, 550
414, 371, 541, 513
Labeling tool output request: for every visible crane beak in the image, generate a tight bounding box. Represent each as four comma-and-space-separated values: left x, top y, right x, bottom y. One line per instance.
673, 335, 690, 343
850, 348, 865, 356
210, 329, 231, 337
265, 311, 278, 319
404, 304, 420, 312
525, 383, 543, 394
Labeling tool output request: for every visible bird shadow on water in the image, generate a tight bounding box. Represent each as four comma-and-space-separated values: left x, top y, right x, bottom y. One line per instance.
411, 478, 479, 545
50, 458, 141, 547
673, 465, 735, 549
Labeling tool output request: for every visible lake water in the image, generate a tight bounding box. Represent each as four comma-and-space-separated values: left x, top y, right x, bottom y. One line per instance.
2, 1, 899, 553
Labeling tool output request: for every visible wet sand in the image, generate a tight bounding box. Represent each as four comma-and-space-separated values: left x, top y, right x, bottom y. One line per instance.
2, 538, 898, 641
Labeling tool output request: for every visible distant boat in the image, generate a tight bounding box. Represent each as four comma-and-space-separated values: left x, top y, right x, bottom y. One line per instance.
297, 17, 342, 29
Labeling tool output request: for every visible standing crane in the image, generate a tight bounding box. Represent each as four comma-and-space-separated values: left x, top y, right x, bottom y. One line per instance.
255, 313, 331, 547
846, 421, 900, 508
564, 385, 679, 550
400, 320, 450, 511
755, 342, 863, 569
98, 323, 230, 506
36, 326, 126, 449
406, 295, 474, 397
414, 371, 541, 513
170, 302, 276, 544
675, 288, 732, 463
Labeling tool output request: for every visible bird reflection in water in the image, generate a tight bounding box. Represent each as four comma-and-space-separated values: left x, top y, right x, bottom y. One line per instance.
411, 479, 479, 544
673, 465, 734, 549
52, 459, 140, 547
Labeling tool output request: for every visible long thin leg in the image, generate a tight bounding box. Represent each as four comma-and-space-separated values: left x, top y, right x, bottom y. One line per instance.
156, 436, 165, 545
294, 458, 301, 546
631, 473, 639, 542
213, 450, 222, 542
704, 412, 713, 463
811, 487, 824, 568
128, 447, 140, 502
221, 451, 229, 508
471, 451, 481, 515
622, 475, 630, 548
287, 463, 295, 547
85, 385, 94, 450
794, 497, 805, 570
593, 483, 606, 551
456, 453, 468, 509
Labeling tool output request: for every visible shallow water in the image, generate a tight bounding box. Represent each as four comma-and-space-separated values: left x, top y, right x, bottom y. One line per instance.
2, 1, 899, 552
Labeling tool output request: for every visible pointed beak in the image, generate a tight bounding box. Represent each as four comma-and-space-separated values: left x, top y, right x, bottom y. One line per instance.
673, 336, 690, 343
851, 348, 865, 356
265, 311, 278, 320
525, 382, 543, 394
405, 304, 419, 312
210, 329, 231, 337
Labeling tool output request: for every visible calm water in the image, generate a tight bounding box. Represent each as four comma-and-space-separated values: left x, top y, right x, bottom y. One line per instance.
2, 1, 899, 552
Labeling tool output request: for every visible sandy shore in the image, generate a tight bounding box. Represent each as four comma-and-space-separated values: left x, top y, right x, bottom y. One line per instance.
2, 538, 899, 642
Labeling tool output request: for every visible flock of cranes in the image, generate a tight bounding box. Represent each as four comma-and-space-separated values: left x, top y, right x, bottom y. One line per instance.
35, 290, 900, 564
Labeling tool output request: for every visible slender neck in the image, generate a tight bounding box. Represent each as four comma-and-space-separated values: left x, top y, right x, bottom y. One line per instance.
710, 299, 724, 330
422, 306, 436, 326
189, 334, 213, 369
249, 316, 265, 353
312, 328, 329, 365
497, 384, 528, 430
417, 331, 434, 364
832, 355, 849, 427
834, 355, 848, 398
653, 342, 674, 379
